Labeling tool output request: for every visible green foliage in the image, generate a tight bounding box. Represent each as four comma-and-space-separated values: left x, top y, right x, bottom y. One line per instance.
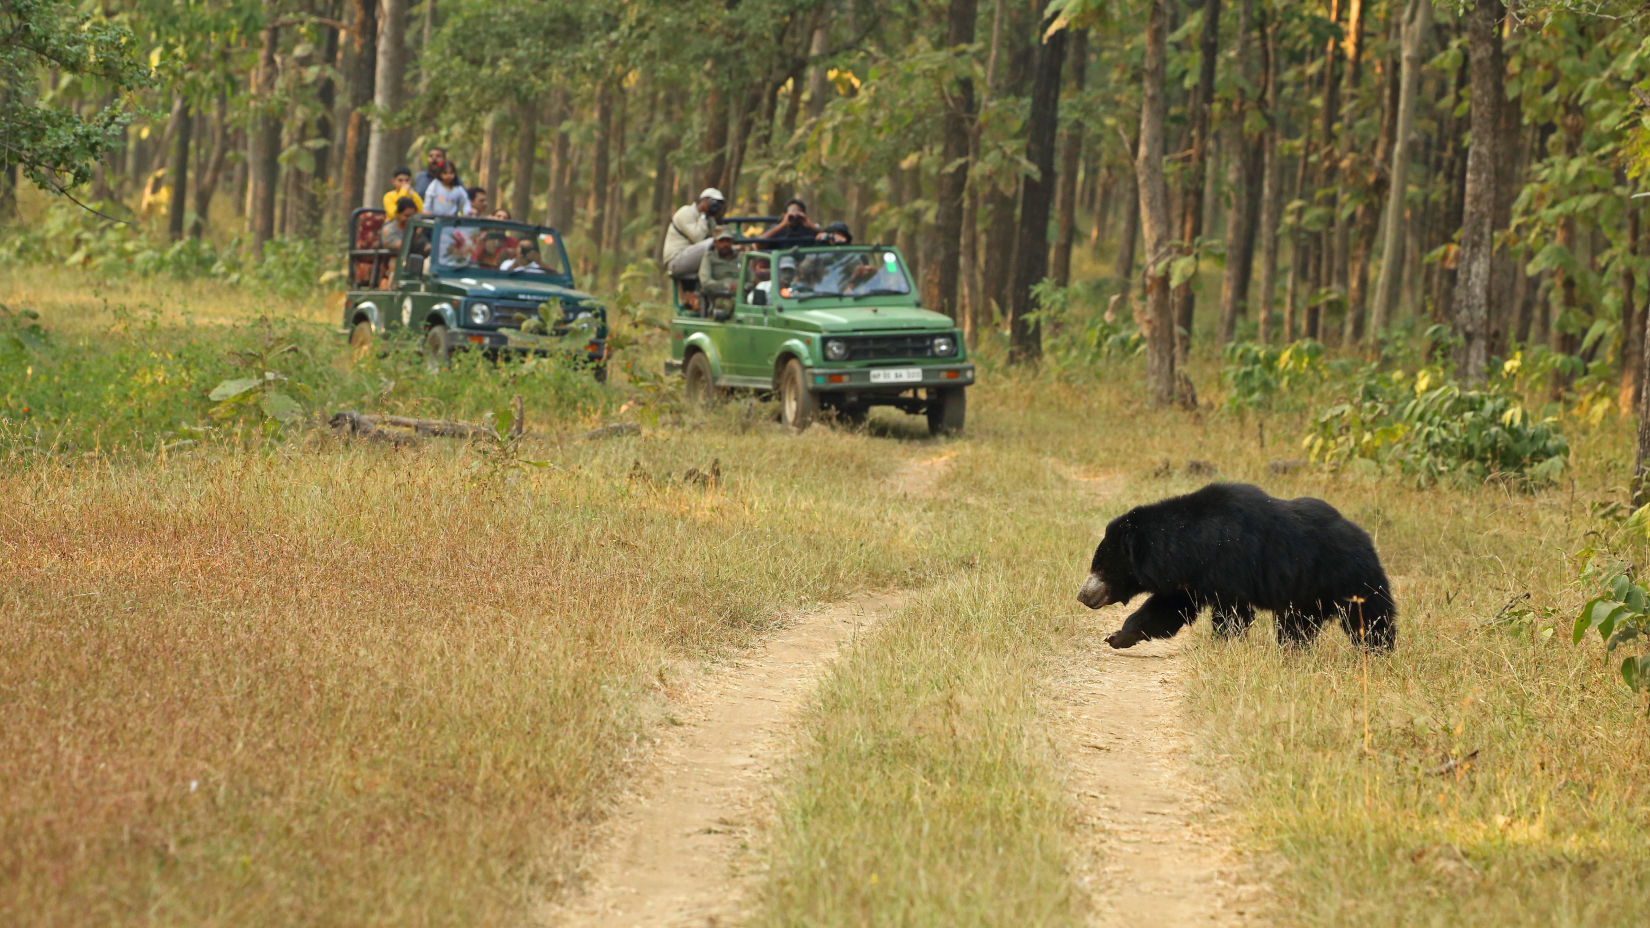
1304, 366, 1570, 488
1220, 339, 1351, 413
1029, 278, 1144, 371
1572, 557, 1650, 711
0, 0, 152, 192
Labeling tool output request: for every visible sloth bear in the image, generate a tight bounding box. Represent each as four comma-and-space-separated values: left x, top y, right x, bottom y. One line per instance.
1076, 482, 1395, 650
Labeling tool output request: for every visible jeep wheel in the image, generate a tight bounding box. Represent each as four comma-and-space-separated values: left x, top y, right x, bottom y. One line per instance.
348, 320, 374, 362
778, 358, 819, 431
423, 324, 451, 373
926, 386, 966, 436
684, 352, 720, 405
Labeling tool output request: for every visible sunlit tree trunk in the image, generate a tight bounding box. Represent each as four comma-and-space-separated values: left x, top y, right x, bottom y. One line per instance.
166, 95, 192, 242
1370, 0, 1430, 343
935, 0, 977, 323
364, 0, 410, 210
1051, 29, 1087, 289
1173, 0, 1221, 360
1007, 18, 1066, 365
1453, 0, 1507, 386
1138, 0, 1176, 405
249, 13, 280, 258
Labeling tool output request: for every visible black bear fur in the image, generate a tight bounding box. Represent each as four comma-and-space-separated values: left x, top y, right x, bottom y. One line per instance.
1076, 482, 1396, 650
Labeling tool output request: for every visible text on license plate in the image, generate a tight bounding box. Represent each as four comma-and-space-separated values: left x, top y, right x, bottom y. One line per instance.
869, 367, 923, 383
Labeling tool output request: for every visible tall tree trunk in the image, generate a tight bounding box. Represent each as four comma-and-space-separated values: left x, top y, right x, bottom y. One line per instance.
1172, 0, 1222, 360
363, 0, 410, 209
1138, 0, 1177, 405
338, 0, 376, 221
601, 88, 625, 283
1306, 0, 1345, 340
166, 96, 192, 242
935, 0, 978, 322
962, 0, 1009, 345
590, 80, 613, 250
418, 0, 436, 94
249, 13, 280, 258
1370, 0, 1430, 342
1620, 206, 1644, 415
1218, 0, 1259, 343
1255, 14, 1282, 343
1113, 151, 1140, 288
1007, 23, 1067, 365
703, 77, 730, 192
1453, 0, 1507, 386
511, 103, 537, 220
982, 2, 1035, 331
192, 92, 229, 239
478, 114, 500, 195
1345, 5, 1399, 347
1051, 29, 1088, 289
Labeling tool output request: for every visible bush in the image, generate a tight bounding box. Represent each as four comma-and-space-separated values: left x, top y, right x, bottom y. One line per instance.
1030, 278, 1144, 371
1220, 339, 1353, 412
1304, 366, 1569, 487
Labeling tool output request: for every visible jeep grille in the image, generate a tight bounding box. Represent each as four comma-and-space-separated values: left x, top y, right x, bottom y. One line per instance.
842, 334, 940, 361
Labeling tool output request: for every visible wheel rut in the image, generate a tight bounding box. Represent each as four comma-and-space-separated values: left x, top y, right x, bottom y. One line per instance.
1048, 628, 1262, 927
544, 591, 907, 928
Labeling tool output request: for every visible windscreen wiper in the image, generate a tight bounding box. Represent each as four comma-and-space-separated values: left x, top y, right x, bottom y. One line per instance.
847, 288, 909, 300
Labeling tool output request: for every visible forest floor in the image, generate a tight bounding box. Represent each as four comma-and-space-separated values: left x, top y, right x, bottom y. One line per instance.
3, 267, 1650, 927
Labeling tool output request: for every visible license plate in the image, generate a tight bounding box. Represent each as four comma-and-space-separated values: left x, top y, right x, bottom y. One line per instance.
869, 367, 922, 383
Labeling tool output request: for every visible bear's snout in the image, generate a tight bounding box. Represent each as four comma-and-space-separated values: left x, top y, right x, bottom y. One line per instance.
1077, 573, 1113, 609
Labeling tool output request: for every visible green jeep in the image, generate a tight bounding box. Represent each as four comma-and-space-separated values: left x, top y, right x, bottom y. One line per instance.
342, 210, 608, 375
665, 243, 974, 434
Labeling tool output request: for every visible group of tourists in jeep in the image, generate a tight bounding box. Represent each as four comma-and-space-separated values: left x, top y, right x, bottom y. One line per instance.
660, 188, 855, 315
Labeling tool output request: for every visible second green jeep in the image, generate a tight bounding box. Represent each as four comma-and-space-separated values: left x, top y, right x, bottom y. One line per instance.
666, 244, 974, 434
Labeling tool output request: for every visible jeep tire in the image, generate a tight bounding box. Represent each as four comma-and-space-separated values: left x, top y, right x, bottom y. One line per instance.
684, 351, 719, 405
424, 324, 451, 373
926, 386, 965, 436
778, 358, 819, 431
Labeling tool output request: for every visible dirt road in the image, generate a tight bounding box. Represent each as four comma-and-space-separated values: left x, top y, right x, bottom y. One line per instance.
1048, 626, 1260, 926
544, 592, 907, 928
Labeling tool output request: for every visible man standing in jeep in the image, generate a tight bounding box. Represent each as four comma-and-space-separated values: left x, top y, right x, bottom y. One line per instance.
661, 188, 724, 278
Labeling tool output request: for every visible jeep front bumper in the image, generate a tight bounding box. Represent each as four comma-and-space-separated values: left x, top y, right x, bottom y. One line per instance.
804, 364, 974, 391
442, 327, 608, 362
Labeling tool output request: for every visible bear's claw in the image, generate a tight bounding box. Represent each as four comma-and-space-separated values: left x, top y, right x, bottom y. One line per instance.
1105, 629, 1143, 649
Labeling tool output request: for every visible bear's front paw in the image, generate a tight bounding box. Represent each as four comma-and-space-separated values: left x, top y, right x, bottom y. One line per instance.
1105, 629, 1144, 649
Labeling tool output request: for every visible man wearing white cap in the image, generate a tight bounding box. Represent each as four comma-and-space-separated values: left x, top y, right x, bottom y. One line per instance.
661, 187, 726, 278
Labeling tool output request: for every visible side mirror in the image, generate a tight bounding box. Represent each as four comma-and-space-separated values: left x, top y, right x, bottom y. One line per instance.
406, 254, 425, 277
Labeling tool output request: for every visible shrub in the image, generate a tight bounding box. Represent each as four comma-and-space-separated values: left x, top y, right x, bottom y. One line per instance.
1305, 366, 1569, 487
1220, 339, 1353, 412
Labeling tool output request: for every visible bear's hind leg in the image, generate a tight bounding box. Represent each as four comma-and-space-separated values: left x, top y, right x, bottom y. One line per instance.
1107, 590, 1197, 649
1212, 603, 1255, 640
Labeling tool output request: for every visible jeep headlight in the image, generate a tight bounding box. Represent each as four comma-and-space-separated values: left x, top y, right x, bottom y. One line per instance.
467, 301, 492, 325
933, 334, 957, 357
824, 338, 849, 361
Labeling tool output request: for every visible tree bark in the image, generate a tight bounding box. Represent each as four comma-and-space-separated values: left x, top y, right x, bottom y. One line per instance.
935, 0, 978, 322
166, 96, 192, 242
338, 0, 376, 221
1620, 206, 1644, 415
249, 13, 280, 258
1113, 153, 1140, 288
511, 103, 537, 220
1217, 0, 1259, 344
1007, 23, 1067, 365
1173, 0, 1222, 359
363, 0, 410, 209
478, 114, 500, 196
1051, 29, 1088, 289
1138, 0, 1177, 405
1453, 0, 1507, 386
191, 92, 229, 239
1370, 0, 1430, 342
1255, 13, 1282, 343
590, 81, 613, 252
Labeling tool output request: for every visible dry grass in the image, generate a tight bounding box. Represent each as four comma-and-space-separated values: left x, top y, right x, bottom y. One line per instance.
5, 266, 1650, 926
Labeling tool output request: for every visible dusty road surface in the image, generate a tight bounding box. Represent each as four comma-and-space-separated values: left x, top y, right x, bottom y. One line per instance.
545, 592, 907, 928
1048, 627, 1262, 927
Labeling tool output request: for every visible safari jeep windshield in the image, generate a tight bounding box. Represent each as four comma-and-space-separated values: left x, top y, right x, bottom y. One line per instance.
431, 221, 570, 277
785, 248, 913, 301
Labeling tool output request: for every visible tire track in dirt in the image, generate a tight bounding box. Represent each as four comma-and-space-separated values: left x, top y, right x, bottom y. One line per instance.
1047, 629, 1263, 926
543, 591, 907, 928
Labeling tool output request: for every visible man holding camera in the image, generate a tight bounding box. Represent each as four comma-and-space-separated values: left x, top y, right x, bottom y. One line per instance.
758, 198, 821, 248
662, 187, 726, 279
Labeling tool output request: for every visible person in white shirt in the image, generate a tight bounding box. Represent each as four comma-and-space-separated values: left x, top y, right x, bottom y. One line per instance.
422, 162, 471, 217
661, 187, 724, 278
501, 241, 549, 272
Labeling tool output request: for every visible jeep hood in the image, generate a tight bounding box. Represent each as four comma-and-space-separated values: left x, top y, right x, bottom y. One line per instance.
439, 274, 595, 305
790, 305, 954, 333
